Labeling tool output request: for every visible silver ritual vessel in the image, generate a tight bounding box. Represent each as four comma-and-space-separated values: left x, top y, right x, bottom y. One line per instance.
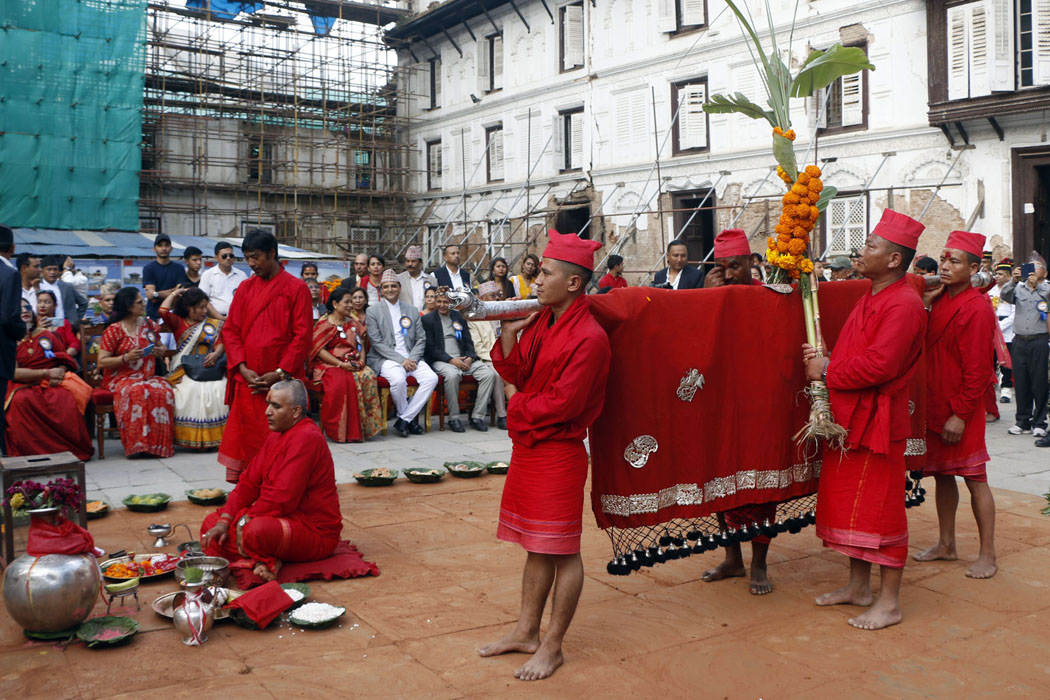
445, 289, 542, 321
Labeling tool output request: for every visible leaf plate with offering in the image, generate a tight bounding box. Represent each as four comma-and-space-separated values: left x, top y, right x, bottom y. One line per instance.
444, 461, 486, 478
76, 616, 140, 648
288, 602, 346, 629
485, 461, 510, 475
352, 467, 398, 486
403, 467, 446, 483
186, 487, 228, 506
121, 493, 172, 512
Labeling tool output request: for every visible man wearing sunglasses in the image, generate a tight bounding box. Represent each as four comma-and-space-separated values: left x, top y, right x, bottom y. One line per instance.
199, 241, 247, 319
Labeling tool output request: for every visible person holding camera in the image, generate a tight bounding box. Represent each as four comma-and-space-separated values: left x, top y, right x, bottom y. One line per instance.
1000, 255, 1050, 440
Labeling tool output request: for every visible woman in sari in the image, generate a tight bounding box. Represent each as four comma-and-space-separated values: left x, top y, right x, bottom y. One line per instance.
511, 254, 540, 298
348, 287, 369, 344
159, 286, 228, 450
35, 290, 80, 358
309, 287, 383, 442
5, 300, 93, 460
97, 287, 175, 458
488, 257, 515, 301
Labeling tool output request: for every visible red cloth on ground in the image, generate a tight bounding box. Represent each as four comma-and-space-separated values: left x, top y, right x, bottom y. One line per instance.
584, 280, 928, 532
205, 419, 342, 571
816, 443, 909, 568
225, 581, 292, 629
491, 295, 610, 554
6, 332, 93, 461
26, 514, 95, 556
218, 270, 313, 480
598, 274, 628, 290
227, 540, 379, 589
100, 320, 175, 458
924, 286, 996, 481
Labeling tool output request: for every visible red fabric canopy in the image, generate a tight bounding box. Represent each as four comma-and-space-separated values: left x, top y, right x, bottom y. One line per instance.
586, 278, 927, 532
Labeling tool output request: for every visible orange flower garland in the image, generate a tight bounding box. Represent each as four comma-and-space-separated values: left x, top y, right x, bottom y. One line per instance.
767, 156, 822, 279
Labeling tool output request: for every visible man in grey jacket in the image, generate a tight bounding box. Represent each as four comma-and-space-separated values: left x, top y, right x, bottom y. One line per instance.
1000, 256, 1050, 440
366, 269, 439, 437
40, 254, 87, 328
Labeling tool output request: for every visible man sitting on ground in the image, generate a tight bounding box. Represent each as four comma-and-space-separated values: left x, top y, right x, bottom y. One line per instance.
423, 288, 497, 433
201, 380, 342, 582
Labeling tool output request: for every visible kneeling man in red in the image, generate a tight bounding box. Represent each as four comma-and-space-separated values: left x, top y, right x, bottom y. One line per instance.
802, 209, 927, 630
479, 230, 610, 681
201, 379, 358, 585
913, 230, 998, 579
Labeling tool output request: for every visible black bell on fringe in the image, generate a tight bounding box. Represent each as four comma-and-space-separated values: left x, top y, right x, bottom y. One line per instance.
659, 535, 672, 547
629, 552, 642, 570
719, 529, 732, 546
737, 525, 754, 542
654, 546, 668, 563
787, 517, 803, 534
775, 517, 789, 534
641, 548, 655, 567
686, 530, 701, 542
760, 519, 778, 538
804, 509, 817, 525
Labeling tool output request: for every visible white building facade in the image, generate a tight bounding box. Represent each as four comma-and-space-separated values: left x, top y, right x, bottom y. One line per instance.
389, 0, 1050, 281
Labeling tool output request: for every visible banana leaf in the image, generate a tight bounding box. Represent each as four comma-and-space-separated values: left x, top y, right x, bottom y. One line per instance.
773, 133, 797, 182
702, 92, 776, 126
790, 44, 875, 98
815, 185, 839, 213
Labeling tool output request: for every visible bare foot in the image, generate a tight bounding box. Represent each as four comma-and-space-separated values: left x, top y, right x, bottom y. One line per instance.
252, 561, 280, 582
478, 632, 540, 657
749, 568, 773, 595
514, 645, 564, 681
848, 602, 901, 631
913, 543, 958, 562
966, 556, 997, 579
815, 584, 873, 607
701, 560, 746, 583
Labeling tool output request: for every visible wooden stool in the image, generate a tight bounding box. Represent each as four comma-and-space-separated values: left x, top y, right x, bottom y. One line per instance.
1, 452, 88, 564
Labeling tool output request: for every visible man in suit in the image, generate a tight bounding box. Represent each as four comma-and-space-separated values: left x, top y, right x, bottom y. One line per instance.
422, 290, 496, 433
339, 253, 369, 289
653, 239, 703, 289
40, 254, 87, 328
433, 244, 471, 290
0, 225, 28, 455
365, 269, 439, 437
398, 245, 437, 309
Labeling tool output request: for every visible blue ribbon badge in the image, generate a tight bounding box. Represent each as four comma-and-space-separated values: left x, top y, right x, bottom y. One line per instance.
399, 315, 412, 336
39, 336, 55, 359
452, 320, 463, 340
1038, 300, 1048, 322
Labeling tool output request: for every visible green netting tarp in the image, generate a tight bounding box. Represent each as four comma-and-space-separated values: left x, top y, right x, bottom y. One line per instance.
0, 0, 146, 230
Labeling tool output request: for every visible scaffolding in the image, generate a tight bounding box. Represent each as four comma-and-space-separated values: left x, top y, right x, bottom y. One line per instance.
140, 0, 414, 254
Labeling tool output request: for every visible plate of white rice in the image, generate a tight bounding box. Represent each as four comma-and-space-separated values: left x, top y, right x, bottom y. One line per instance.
289, 602, 346, 629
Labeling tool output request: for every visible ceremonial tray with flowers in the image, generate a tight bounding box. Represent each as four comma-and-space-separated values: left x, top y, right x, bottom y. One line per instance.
444, 461, 486, 478
403, 467, 446, 483
353, 468, 398, 486
101, 553, 182, 581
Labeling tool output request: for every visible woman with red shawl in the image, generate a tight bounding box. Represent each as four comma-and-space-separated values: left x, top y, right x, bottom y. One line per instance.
308, 287, 383, 442
97, 287, 175, 458
5, 300, 93, 460
35, 290, 81, 358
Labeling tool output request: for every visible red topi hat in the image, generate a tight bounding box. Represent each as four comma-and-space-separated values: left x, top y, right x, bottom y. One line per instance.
713, 228, 751, 258
944, 230, 986, 259
542, 229, 603, 272
871, 209, 925, 250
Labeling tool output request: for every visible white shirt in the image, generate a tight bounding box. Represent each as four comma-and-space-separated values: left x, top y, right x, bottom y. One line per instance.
198, 265, 247, 315
989, 284, 1015, 343
445, 265, 467, 290
667, 268, 682, 290
407, 273, 429, 309
21, 285, 37, 311
385, 299, 409, 356
61, 269, 89, 297
39, 279, 65, 320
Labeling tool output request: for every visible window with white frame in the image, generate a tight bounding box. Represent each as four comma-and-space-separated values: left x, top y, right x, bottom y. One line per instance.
426, 139, 442, 191
479, 33, 503, 92
557, 108, 584, 172
813, 43, 867, 131
428, 57, 441, 109
486, 125, 504, 182
560, 3, 584, 73
824, 194, 869, 256
672, 78, 709, 154
947, 0, 1050, 98
488, 220, 508, 258
657, 0, 707, 33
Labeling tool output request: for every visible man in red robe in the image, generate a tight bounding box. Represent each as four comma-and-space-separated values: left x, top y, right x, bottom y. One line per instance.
802, 209, 927, 630
701, 228, 777, 595
218, 230, 313, 482
478, 230, 610, 681
913, 230, 998, 579
201, 379, 342, 582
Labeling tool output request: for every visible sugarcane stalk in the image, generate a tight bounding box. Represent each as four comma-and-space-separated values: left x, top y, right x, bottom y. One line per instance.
794, 270, 848, 449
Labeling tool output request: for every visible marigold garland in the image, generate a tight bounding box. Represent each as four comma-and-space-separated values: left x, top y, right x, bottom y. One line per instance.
767, 154, 823, 281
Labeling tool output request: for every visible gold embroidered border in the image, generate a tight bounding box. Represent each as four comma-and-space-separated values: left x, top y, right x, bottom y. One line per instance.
600, 461, 822, 517
905, 438, 926, 456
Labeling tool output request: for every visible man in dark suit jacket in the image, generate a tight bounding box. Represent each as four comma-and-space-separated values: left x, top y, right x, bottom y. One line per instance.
365, 270, 439, 437
653, 239, 703, 289
0, 225, 28, 454
339, 253, 369, 289
433, 243, 471, 290
421, 293, 496, 433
